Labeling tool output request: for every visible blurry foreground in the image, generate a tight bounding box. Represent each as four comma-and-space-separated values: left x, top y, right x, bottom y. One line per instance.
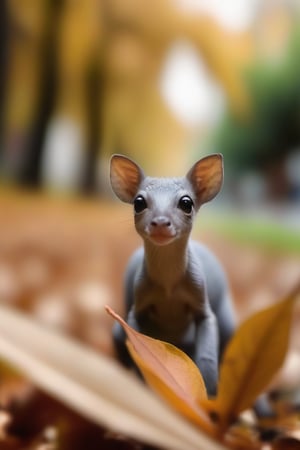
0, 189, 298, 448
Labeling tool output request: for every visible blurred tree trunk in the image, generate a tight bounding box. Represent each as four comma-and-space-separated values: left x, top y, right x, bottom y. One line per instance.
82, 61, 102, 193
40, 0, 102, 192
20, 0, 62, 186
0, 0, 9, 146
1, 1, 53, 183
265, 156, 290, 201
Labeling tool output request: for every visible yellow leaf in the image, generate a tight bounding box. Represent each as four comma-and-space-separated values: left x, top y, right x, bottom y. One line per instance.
126, 342, 208, 427
212, 283, 300, 426
106, 306, 216, 435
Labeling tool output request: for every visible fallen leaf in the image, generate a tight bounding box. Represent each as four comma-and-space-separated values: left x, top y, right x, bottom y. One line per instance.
212, 282, 300, 426
0, 304, 224, 450
105, 306, 215, 435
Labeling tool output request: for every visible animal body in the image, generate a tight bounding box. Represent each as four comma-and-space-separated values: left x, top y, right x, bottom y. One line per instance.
110, 154, 236, 396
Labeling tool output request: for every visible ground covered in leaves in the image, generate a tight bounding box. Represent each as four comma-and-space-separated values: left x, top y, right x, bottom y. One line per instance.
0, 189, 299, 449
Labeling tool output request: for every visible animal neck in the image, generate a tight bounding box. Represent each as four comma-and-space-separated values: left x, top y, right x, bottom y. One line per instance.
143, 236, 190, 289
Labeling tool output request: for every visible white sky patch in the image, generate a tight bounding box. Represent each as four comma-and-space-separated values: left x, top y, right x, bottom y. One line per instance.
41, 117, 85, 191
159, 41, 225, 127
174, 0, 260, 31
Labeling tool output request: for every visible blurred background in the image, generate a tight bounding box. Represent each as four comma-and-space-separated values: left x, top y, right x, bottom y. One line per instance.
0, 1, 299, 447
1, 0, 300, 202
0, 0, 299, 346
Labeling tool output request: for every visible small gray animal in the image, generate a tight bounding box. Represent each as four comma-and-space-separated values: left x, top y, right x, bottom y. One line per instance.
110, 153, 236, 396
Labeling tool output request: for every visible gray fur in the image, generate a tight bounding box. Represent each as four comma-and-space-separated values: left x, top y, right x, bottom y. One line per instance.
110, 154, 236, 396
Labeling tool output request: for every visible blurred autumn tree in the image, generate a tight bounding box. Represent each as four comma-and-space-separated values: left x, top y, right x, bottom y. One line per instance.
0, 0, 251, 192
210, 24, 300, 201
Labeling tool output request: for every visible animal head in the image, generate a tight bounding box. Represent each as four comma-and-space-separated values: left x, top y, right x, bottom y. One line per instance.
110, 154, 223, 246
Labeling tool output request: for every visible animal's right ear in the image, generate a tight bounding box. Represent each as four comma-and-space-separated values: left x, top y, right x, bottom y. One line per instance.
110, 154, 144, 203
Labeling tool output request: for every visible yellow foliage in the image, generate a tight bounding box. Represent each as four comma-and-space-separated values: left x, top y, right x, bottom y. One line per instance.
212, 285, 299, 427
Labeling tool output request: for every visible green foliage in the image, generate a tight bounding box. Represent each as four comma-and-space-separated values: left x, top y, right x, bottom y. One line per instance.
200, 214, 300, 254
211, 28, 300, 171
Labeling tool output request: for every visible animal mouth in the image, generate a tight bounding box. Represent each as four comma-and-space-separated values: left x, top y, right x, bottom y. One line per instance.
148, 230, 177, 245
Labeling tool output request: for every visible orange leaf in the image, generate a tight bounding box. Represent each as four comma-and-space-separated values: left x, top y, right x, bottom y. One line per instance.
212, 283, 300, 426
105, 306, 216, 435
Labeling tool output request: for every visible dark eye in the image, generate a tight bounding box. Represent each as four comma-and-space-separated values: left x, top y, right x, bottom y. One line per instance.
178, 196, 193, 214
134, 195, 147, 213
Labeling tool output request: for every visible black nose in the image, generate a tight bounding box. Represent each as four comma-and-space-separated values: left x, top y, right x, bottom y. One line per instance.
151, 216, 171, 227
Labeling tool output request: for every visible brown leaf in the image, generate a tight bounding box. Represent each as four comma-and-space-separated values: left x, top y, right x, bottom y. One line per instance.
273, 437, 300, 450
105, 306, 216, 435
211, 283, 300, 426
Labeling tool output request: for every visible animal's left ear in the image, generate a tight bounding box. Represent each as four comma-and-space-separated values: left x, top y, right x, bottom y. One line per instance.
186, 154, 223, 205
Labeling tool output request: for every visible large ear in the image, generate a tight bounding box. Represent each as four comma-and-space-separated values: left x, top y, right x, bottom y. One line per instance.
110, 154, 145, 203
186, 154, 223, 205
